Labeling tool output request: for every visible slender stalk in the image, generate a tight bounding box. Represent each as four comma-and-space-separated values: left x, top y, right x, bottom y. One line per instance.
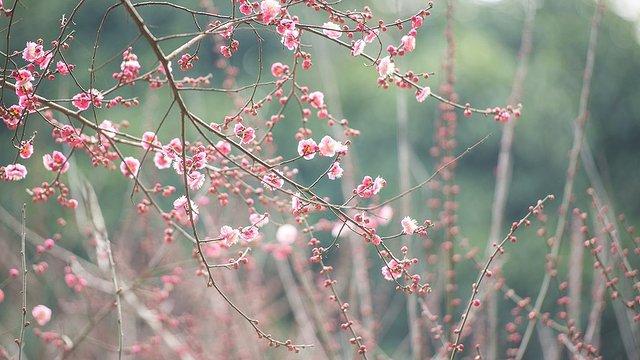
515, 2, 605, 358
105, 224, 124, 359
17, 204, 27, 360
450, 195, 554, 359
568, 211, 584, 328
484, 1, 537, 357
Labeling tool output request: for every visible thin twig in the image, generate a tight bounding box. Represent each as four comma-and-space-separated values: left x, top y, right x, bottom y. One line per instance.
483, 1, 538, 357
450, 195, 554, 359
17, 204, 27, 360
515, 2, 605, 357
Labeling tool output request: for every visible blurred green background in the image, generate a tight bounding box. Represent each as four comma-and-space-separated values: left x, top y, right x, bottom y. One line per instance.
1, 0, 639, 358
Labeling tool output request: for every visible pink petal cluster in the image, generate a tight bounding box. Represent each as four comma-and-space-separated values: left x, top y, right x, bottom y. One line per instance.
220, 225, 241, 247
22, 41, 45, 63
278, 20, 300, 51
22, 42, 53, 70
234, 123, 256, 145
356, 176, 386, 198
401, 216, 419, 235
377, 56, 395, 77
19, 141, 34, 159
154, 151, 172, 169
187, 171, 205, 190
215, 140, 232, 157
318, 135, 347, 157
120, 157, 140, 178
64, 266, 87, 292
364, 30, 379, 43
297, 138, 318, 160
98, 120, 117, 142
322, 22, 342, 39
14, 69, 34, 85
351, 39, 366, 56
113, 47, 141, 84
307, 91, 325, 109
32, 305, 52, 326
2, 105, 23, 130
381, 260, 404, 281
42, 151, 70, 173
3, 163, 28, 181
401, 33, 416, 53
260, 0, 281, 24
416, 87, 431, 103
56, 61, 73, 75
72, 89, 104, 111
262, 171, 284, 190
240, 226, 259, 242
173, 195, 199, 224
328, 162, 344, 180
250, 213, 269, 227
141, 131, 160, 150
271, 62, 289, 77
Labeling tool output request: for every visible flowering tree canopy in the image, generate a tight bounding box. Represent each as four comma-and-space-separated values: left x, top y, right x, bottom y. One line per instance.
1, 0, 639, 359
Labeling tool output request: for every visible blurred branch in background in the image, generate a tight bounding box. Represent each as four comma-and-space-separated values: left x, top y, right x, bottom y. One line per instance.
484, 0, 537, 358
515, 1, 606, 357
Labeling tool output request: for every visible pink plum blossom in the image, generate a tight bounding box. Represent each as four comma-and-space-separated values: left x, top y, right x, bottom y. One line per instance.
260, 0, 281, 24
297, 138, 318, 160
215, 140, 232, 157
114, 48, 141, 84
416, 87, 431, 103
141, 131, 160, 150
120, 157, 140, 178
356, 176, 386, 198
98, 120, 117, 140
401, 34, 416, 53
377, 56, 395, 77
351, 39, 366, 56
239, 3, 252, 15
364, 29, 379, 43
220, 225, 240, 247
381, 260, 403, 281
308, 91, 324, 109
34, 51, 53, 70
3, 163, 28, 181
281, 28, 300, 50
72, 89, 103, 111
262, 171, 284, 190
271, 62, 288, 77
401, 216, 419, 235
328, 162, 344, 180
187, 171, 205, 190
32, 305, 52, 326
250, 213, 269, 227
42, 151, 70, 173
318, 135, 347, 157
153, 151, 172, 169
22, 42, 44, 63
19, 141, 34, 159
173, 195, 199, 224
56, 61, 72, 75
322, 22, 342, 39
240, 226, 259, 242
234, 123, 256, 145
14, 69, 34, 85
